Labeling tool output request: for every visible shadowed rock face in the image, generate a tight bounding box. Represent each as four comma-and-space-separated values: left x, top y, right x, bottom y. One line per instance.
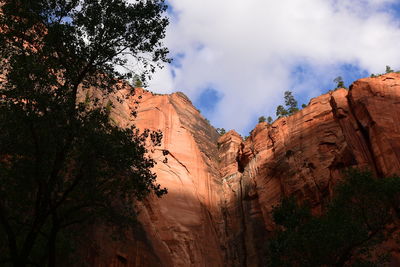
88, 73, 400, 266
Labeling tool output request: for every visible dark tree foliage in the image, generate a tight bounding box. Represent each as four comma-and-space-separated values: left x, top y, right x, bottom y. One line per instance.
267, 116, 273, 124
266, 169, 400, 267
216, 128, 226, 136
284, 91, 299, 114
276, 91, 299, 118
334, 76, 346, 89
371, 65, 398, 77
258, 116, 266, 123
0, 0, 169, 266
134, 75, 144, 88
386, 65, 394, 74
276, 105, 288, 118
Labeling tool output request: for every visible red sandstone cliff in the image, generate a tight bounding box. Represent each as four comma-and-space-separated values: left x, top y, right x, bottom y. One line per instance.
88, 73, 400, 266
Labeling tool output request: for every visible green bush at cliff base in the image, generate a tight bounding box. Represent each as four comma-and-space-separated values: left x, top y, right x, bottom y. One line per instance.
266, 169, 400, 267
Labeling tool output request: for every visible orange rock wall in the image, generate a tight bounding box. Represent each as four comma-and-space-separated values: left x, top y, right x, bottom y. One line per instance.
89, 73, 400, 266
218, 73, 400, 266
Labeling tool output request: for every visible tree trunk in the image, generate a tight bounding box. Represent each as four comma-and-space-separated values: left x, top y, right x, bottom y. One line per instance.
48, 214, 59, 267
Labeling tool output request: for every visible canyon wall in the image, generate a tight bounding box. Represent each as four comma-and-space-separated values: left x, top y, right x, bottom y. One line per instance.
89, 73, 400, 266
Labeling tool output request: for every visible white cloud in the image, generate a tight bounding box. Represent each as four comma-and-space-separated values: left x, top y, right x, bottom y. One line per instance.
148, 0, 400, 134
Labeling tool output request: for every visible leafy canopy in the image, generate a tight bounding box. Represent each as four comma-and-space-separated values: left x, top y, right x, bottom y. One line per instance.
386, 65, 394, 74
0, 0, 169, 266
334, 76, 346, 89
266, 169, 400, 267
276, 91, 299, 118
284, 91, 299, 114
258, 116, 266, 123
216, 128, 226, 136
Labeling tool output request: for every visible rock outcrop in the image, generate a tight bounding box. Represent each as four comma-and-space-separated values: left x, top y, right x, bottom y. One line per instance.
84, 88, 226, 266
88, 73, 400, 266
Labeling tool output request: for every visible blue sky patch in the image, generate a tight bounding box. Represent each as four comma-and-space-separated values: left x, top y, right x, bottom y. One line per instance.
170, 69, 176, 79
165, 1, 180, 22
154, 0, 400, 135
290, 62, 370, 106
380, 2, 400, 18
170, 53, 185, 68
195, 43, 205, 51
338, 64, 369, 87
194, 87, 223, 118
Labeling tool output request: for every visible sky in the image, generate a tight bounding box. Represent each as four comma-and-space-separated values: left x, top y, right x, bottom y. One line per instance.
145, 0, 400, 135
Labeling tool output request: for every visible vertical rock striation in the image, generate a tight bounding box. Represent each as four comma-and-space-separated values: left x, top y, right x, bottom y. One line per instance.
90, 88, 227, 266
132, 90, 225, 267
88, 73, 400, 266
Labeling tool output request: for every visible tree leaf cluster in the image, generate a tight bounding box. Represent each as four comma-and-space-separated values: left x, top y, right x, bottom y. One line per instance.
216, 128, 226, 136
276, 91, 299, 118
266, 169, 400, 267
258, 116, 267, 123
334, 76, 346, 89
370, 65, 400, 78
0, 0, 170, 266
257, 116, 273, 124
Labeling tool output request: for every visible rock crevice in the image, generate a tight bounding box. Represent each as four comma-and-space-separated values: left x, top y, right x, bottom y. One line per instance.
87, 73, 400, 266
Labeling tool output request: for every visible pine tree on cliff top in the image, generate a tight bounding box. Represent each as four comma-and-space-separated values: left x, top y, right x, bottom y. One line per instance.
0, 0, 169, 266
258, 116, 267, 123
334, 76, 346, 89
276, 91, 299, 118
284, 91, 299, 114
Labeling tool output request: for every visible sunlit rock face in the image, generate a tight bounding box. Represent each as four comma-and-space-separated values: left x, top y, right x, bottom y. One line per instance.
348, 73, 400, 176
132, 90, 225, 267
85, 87, 226, 267
88, 73, 400, 266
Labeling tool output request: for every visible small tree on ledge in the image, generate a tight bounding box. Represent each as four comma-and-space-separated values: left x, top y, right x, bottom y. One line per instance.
334, 76, 346, 89
258, 116, 267, 123
386, 65, 394, 74
276, 105, 289, 118
284, 91, 299, 115
216, 128, 226, 135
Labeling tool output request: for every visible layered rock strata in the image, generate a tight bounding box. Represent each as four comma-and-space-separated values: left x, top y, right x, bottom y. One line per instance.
89, 73, 400, 266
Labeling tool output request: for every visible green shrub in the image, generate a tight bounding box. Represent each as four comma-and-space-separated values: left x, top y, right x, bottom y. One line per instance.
266, 169, 400, 267
258, 116, 267, 123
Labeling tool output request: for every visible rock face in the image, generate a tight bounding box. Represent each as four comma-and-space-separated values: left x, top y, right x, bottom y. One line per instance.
89, 73, 400, 266
85, 88, 226, 267
132, 90, 225, 267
